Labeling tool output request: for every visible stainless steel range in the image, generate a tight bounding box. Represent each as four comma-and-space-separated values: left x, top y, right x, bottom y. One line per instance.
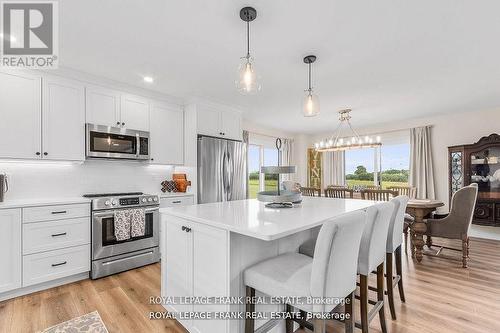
83, 192, 160, 279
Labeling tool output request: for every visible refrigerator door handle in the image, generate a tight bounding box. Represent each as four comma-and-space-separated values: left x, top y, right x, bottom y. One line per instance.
222, 149, 229, 201
226, 150, 234, 200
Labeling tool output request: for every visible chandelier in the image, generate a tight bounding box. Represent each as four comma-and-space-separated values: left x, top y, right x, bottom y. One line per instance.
314, 109, 382, 152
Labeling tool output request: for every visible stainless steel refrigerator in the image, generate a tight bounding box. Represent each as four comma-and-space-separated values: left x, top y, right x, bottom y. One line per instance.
198, 136, 247, 203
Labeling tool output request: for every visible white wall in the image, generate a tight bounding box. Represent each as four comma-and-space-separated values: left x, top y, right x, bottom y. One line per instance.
298, 107, 500, 240
0, 160, 179, 200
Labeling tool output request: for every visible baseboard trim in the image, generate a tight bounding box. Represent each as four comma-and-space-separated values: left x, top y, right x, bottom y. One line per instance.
0, 272, 89, 302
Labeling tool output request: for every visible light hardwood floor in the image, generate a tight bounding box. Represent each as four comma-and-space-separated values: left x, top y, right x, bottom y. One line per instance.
1, 237, 499, 333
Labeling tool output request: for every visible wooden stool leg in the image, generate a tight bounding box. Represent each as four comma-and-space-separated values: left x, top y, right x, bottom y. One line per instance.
360, 275, 369, 333
345, 292, 354, 333
377, 264, 388, 333
245, 286, 255, 333
403, 228, 408, 255
395, 245, 406, 303
313, 318, 325, 333
386, 253, 397, 320
285, 304, 293, 333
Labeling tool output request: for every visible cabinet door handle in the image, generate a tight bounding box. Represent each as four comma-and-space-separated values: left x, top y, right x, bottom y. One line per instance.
36, 152, 40, 156
51, 210, 67, 215
116, 121, 120, 126
172, 200, 181, 204
181, 226, 186, 231
43, 152, 48, 156
51, 232, 67, 237
185, 227, 192, 233
122, 122, 125, 126
51, 261, 67, 267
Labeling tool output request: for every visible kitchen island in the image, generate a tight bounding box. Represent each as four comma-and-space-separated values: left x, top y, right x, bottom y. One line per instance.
160, 197, 376, 333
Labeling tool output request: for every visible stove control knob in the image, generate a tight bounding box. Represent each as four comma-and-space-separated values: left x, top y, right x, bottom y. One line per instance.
112, 200, 117, 206
105, 200, 111, 206
142, 198, 147, 203
153, 197, 158, 202
148, 197, 153, 202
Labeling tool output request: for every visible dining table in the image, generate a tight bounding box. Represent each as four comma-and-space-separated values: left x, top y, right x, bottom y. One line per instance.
406, 199, 445, 262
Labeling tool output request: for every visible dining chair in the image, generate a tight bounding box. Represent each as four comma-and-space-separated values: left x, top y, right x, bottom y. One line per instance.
424, 184, 478, 267
324, 187, 354, 199
244, 210, 367, 333
387, 186, 416, 199
360, 189, 399, 201
385, 196, 409, 320
327, 184, 349, 189
300, 187, 321, 197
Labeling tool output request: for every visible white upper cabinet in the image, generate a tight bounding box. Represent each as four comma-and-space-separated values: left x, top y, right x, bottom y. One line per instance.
196, 104, 242, 141
197, 106, 221, 138
42, 76, 85, 161
0, 209, 22, 294
220, 109, 242, 141
85, 85, 121, 127
0, 71, 42, 159
150, 102, 184, 165
120, 94, 150, 131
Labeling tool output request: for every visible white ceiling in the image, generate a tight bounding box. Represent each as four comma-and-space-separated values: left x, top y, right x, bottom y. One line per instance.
59, 0, 500, 134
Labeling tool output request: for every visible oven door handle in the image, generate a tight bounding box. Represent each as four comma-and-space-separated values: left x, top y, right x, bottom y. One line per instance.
92, 207, 158, 218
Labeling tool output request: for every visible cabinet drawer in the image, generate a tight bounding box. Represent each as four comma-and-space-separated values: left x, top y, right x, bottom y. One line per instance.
160, 196, 194, 208
23, 217, 90, 255
23, 203, 90, 223
23, 245, 90, 287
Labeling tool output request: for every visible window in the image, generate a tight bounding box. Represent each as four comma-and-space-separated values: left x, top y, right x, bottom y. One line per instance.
380, 143, 410, 188
247, 142, 280, 199
345, 132, 410, 189
345, 148, 378, 189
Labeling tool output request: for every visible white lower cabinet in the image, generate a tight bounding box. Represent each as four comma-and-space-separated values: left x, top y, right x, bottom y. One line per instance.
23, 244, 90, 287
23, 217, 90, 255
164, 216, 229, 333
0, 209, 22, 293
0, 203, 91, 299
159, 195, 194, 256
160, 195, 194, 208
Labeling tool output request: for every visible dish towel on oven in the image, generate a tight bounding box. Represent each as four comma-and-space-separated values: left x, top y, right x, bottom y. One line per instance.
114, 210, 132, 241
130, 208, 146, 238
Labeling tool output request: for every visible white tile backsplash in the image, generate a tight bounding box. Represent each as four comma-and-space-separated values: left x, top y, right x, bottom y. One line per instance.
0, 160, 179, 200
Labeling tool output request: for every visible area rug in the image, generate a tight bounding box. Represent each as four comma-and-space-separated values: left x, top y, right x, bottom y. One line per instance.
39, 311, 108, 333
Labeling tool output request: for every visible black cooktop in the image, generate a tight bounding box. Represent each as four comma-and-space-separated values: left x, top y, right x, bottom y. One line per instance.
83, 192, 143, 198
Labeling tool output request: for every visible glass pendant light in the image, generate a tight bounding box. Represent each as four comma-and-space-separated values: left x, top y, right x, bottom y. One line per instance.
236, 7, 261, 94
303, 55, 319, 117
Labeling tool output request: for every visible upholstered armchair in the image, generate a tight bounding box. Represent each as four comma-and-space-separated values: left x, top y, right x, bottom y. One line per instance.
424, 184, 478, 267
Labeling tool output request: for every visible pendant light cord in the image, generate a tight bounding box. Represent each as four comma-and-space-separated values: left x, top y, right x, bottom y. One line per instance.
246, 21, 250, 58
308, 63, 312, 91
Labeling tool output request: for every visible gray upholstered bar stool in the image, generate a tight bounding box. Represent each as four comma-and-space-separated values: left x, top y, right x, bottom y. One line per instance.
385, 196, 409, 320
243, 210, 367, 333
357, 202, 394, 333
298, 202, 395, 333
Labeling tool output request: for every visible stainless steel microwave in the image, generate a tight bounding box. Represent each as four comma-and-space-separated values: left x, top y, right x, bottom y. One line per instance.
86, 123, 150, 160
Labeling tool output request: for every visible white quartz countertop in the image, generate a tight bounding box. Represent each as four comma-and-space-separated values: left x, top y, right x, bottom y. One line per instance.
160, 197, 377, 241
0, 197, 90, 209
157, 192, 194, 198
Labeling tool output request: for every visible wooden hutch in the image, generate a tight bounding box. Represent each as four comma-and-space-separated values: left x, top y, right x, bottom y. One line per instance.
449, 133, 500, 226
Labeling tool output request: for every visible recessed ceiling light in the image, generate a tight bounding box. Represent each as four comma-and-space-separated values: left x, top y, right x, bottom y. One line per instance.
143, 76, 154, 83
